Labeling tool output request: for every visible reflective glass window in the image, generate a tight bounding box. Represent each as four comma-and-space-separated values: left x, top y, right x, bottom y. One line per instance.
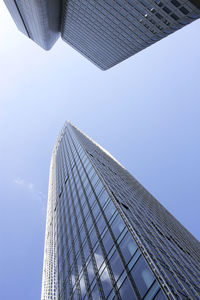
154, 289, 167, 299
88, 166, 96, 178
83, 202, 89, 218
143, 281, 160, 299
77, 254, 82, 273
74, 238, 79, 256
96, 216, 106, 234
104, 201, 116, 221
109, 251, 124, 280
87, 191, 96, 206
91, 284, 101, 300
79, 276, 86, 297
102, 230, 113, 253
119, 232, 138, 263
92, 202, 100, 220
90, 228, 98, 248
131, 256, 155, 298
98, 189, 109, 208
128, 251, 141, 271
94, 246, 104, 269
110, 214, 125, 239
90, 172, 99, 186
80, 226, 86, 243
85, 183, 92, 195
83, 240, 90, 260
87, 260, 95, 284
119, 278, 137, 300
100, 267, 113, 298
94, 181, 104, 196
86, 215, 93, 231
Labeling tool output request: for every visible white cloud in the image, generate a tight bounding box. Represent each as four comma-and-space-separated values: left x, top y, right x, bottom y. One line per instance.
13, 177, 47, 212
27, 183, 34, 190
14, 177, 25, 185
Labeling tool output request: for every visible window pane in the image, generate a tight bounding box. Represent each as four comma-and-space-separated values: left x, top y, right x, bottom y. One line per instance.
109, 251, 124, 280
98, 190, 109, 208
97, 216, 107, 235
100, 267, 113, 297
110, 214, 125, 239
153, 289, 167, 300
94, 246, 104, 269
143, 281, 160, 300
119, 278, 137, 300
87, 260, 95, 284
83, 240, 90, 260
92, 202, 100, 219
79, 276, 86, 297
91, 284, 101, 300
119, 232, 138, 263
104, 201, 116, 221
131, 256, 155, 298
102, 230, 113, 253
90, 228, 98, 248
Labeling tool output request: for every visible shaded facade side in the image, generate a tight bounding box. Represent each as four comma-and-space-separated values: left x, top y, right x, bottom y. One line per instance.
61, 0, 200, 69
70, 123, 200, 299
3, 0, 61, 50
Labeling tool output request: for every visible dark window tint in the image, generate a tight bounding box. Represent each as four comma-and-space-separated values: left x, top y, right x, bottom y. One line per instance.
155, 13, 163, 19
171, 13, 179, 20
180, 7, 189, 15
131, 256, 155, 298
163, 6, 171, 13
171, 0, 180, 7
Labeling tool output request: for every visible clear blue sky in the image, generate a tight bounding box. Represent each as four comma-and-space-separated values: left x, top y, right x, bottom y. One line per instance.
0, 3, 200, 299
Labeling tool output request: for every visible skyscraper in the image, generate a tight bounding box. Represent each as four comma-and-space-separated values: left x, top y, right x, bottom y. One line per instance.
41, 122, 200, 300
61, 0, 200, 69
3, 0, 61, 50
3, 0, 200, 69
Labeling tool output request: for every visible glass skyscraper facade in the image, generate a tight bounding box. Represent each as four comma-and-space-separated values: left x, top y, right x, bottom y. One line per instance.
61, 0, 200, 69
4, 0, 200, 69
41, 122, 200, 300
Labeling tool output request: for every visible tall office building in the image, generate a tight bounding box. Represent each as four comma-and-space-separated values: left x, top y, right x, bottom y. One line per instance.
61, 0, 200, 69
4, 0, 200, 69
41, 122, 200, 300
3, 0, 61, 50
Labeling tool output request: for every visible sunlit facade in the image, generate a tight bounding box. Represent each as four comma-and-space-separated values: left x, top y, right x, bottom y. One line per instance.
41, 122, 200, 300
61, 0, 200, 69
3, 0, 200, 69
